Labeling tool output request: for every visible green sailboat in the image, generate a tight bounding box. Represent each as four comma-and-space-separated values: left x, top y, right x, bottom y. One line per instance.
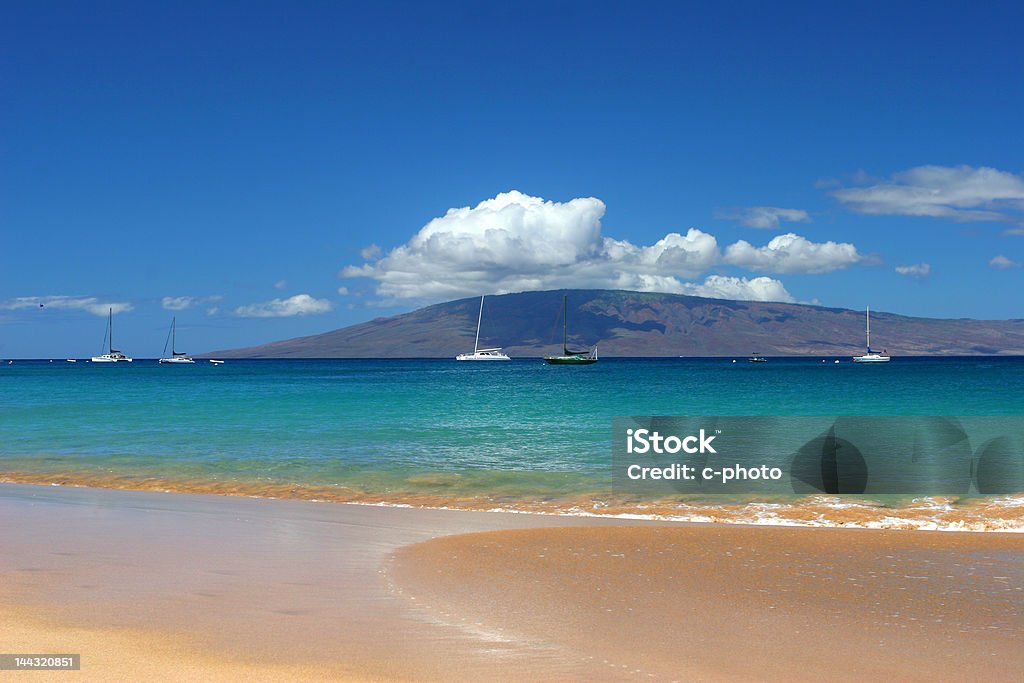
544, 295, 598, 365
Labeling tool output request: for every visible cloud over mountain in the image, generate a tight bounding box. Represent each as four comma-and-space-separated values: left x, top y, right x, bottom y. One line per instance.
341, 190, 860, 303
723, 233, 863, 274
679, 275, 795, 303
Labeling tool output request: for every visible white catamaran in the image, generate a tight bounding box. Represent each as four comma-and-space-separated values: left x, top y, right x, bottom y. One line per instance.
456, 296, 510, 361
91, 308, 133, 363
159, 317, 195, 364
852, 306, 891, 363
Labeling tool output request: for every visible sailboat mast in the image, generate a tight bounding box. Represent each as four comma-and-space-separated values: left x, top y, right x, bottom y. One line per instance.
562, 296, 568, 355
866, 305, 871, 350
473, 297, 484, 354
172, 317, 177, 354
108, 308, 113, 353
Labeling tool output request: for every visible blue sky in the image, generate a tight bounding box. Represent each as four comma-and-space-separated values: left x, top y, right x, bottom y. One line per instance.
2, 1, 1024, 358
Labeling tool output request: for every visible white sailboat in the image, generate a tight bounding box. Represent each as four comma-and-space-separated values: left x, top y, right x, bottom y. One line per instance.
159, 317, 195, 364
456, 296, 510, 361
91, 308, 133, 363
852, 306, 891, 363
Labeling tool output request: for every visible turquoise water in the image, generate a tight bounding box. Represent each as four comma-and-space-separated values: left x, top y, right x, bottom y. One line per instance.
1, 358, 1023, 504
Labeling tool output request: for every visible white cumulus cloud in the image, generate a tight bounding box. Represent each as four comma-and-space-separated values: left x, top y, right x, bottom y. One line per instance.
719, 206, 812, 229
989, 255, 1021, 270
341, 191, 862, 302
831, 165, 1024, 225
0, 296, 133, 316
680, 276, 795, 303
895, 263, 931, 278
723, 233, 863, 274
234, 294, 333, 318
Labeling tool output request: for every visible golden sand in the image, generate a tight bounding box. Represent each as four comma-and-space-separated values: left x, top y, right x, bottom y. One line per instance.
0, 607, 371, 682
3, 483, 1022, 681
392, 525, 1024, 681
0, 484, 636, 681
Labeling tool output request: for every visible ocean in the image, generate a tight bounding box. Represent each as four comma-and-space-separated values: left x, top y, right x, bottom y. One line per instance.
2, 357, 1023, 530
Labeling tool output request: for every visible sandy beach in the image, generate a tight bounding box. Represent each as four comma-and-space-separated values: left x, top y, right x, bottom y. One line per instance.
2, 483, 1022, 681
0, 483, 657, 681
394, 526, 1024, 681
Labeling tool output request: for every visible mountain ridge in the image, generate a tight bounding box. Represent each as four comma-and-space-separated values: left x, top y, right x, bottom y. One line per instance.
203, 289, 1024, 358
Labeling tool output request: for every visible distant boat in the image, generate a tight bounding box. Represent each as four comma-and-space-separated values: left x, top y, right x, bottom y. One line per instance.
158, 317, 195, 364
209, 359, 225, 365
66, 359, 77, 363
456, 296, 510, 361
544, 296, 598, 365
91, 308, 133, 363
749, 352, 768, 363
852, 306, 891, 363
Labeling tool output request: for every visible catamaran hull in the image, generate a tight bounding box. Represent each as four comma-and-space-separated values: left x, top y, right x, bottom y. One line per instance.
853, 356, 891, 363
159, 357, 196, 364
94, 309, 131, 363
456, 353, 510, 361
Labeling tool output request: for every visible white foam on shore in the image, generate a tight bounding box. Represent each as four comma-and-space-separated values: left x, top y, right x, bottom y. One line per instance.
9, 479, 1024, 533
484, 495, 1024, 533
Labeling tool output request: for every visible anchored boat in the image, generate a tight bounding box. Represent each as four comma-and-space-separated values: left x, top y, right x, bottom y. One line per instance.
159, 317, 195, 364
456, 296, 510, 361
91, 308, 133, 363
852, 306, 891, 363
544, 295, 598, 365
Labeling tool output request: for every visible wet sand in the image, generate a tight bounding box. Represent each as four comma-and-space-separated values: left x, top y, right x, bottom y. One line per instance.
0, 483, 666, 680
393, 525, 1024, 681
2, 483, 1022, 681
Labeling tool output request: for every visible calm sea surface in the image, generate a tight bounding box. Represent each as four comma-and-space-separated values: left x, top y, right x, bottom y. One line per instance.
2, 357, 1023, 523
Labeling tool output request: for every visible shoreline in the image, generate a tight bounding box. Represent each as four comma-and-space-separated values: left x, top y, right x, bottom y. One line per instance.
3, 482, 1022, 681
0, 483, 655, 681
2, 470, 1023, 532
